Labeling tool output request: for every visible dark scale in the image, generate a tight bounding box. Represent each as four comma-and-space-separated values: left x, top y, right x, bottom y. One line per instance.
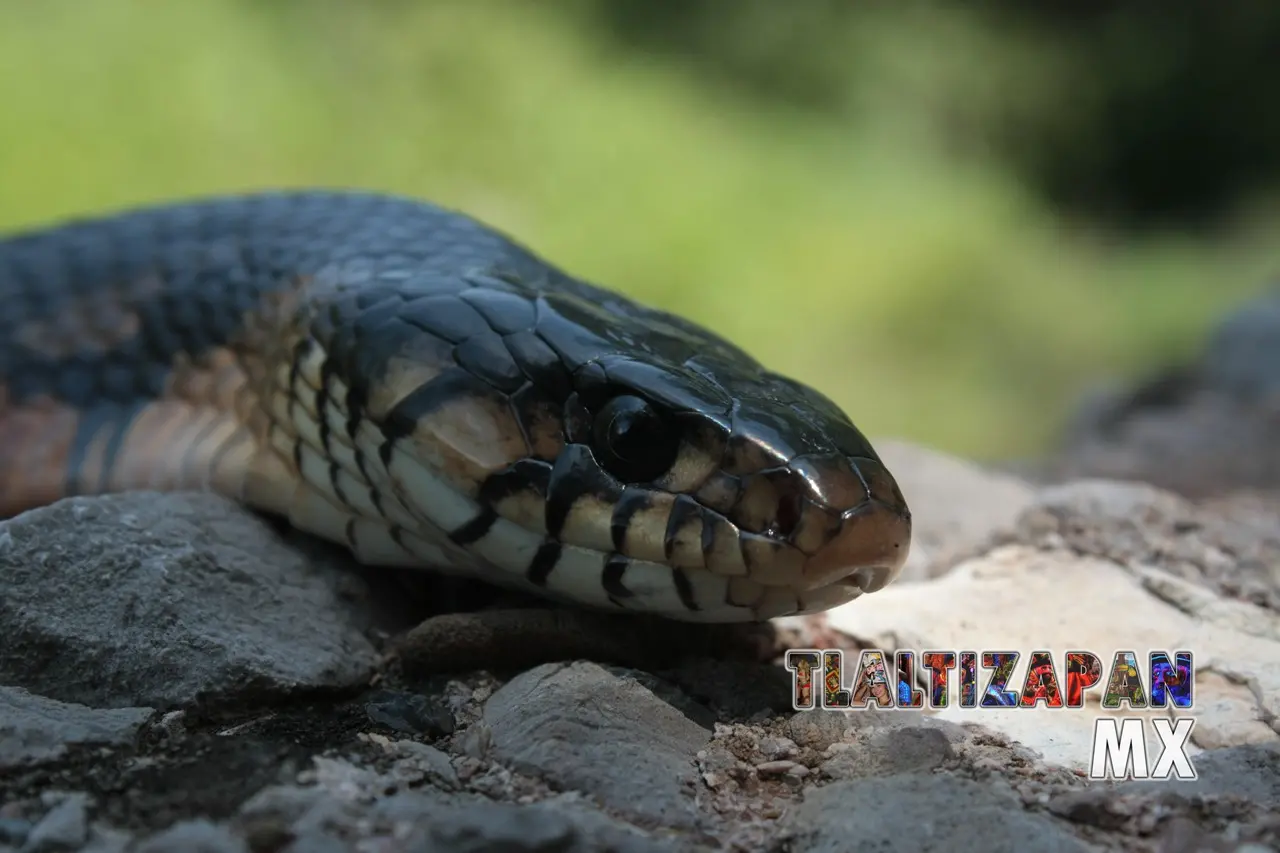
398, 293, 494, 344
544, 443, 624, 540
526, 541, 562, 586
477, 459, 553, 506
452, 330, 526, 393
601, 553, 635, 601
447, 506, 499, 547
64, 401, 149, 494
671, 567, 700, 612
503, 330, 573, 401
326, 460, 350, 508
458, 283, 539, 334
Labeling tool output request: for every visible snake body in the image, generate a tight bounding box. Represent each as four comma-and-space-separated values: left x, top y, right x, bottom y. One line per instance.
0, 191, 911, 622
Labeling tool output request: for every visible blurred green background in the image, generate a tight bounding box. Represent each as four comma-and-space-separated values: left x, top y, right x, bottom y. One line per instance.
2, 0, 1277, 460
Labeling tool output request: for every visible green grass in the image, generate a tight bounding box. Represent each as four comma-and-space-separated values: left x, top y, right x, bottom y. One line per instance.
1, 0, 1276, 459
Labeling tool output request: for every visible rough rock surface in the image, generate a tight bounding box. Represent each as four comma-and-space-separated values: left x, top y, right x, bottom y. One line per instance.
0, 687, 153, 770
3, 294, 1280, 851
0, 493, 411, 710
1044, 286, 1280, 497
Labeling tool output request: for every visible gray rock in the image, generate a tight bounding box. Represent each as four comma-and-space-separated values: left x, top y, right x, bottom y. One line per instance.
0, 687, 153, 769
1063, 391, 1280, 497
1046, 747, 1280, 846
784, 710, 859, 752
0, 493, 386, 709
0, 819, 33, 848
382, 738, 461, 791
997, 479, 1280, 608
404, 798, 676, 853
1202, 287, 1280, 401
1121, 741, 1280, 802
1043, 287, 1280, 498
784, 773, 1090, 853
21, 794, 89, 853
820, 721, 957, 780
136, 820, 248, 853
484, 662, 711, 830
76, 827, 133, 853
239, 783, 682, 853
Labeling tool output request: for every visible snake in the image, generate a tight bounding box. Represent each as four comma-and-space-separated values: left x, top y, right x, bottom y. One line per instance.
0, 190, 911, 624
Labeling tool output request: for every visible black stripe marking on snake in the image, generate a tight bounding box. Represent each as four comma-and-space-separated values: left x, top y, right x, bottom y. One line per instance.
179, 412, 231, 485
307, 340, 335, 456
328, 460, 349, 507
610, 487, 651, 552
601, 553, 634, 600
353, 444, 381, 513
205, 427, 247, 488
664, 494, 703, 560
672, 566, 700, 611
65, 403, 141, 495
700, 508, 721, 561
526, 540, 561, 586
389, 524, 411, 554
448, 506, 498, 546
286, 343, 305, 425
340, 369, 364, 443
545, 443, 622, 539
478, 459, 553, 506
378, 367, 491, 467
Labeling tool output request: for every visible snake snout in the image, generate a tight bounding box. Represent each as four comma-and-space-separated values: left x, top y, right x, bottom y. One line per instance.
796, 455, 912, 594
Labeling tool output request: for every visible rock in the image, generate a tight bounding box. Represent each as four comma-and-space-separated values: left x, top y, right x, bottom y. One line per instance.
0, 493, 391, 710
0, 818, 33, 848
237, 771, 681, 853
136, 820, 248, 853
0, 687, 153, 769
1045, 287, 1280, 497
483, 662, 711, 830
818, 719, 958, 780
407, 798, 677, 853
782, 773, 1091, 853
828, 544, 1198, 659
76, 827, 134, 853
659, 658, 794, 719
368, 734, 461, 791
1121, 741, 1280, 803
1201, 286, 1280, 401
1046, 743, 1280, 846
874, 440, 1037, 581
1062, 389, 1280, 497
995, 479, 1280, 608
22, 793, 89, 852
824, 539, 1280, 770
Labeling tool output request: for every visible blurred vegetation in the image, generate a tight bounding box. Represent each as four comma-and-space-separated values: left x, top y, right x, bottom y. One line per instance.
1, 0, 1277, 459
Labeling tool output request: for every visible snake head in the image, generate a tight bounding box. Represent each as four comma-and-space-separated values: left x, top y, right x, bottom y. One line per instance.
554, 349, 913, 621
328, 273, 911, 623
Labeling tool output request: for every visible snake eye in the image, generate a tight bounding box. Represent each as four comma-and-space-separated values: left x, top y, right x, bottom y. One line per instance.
592, 395, 680, 483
